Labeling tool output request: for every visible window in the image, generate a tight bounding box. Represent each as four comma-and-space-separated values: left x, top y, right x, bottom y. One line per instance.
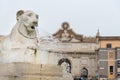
117, 72, 120, 77
110, 66, 113, 75
117, 61, 120, 68
106, 43, 112, 48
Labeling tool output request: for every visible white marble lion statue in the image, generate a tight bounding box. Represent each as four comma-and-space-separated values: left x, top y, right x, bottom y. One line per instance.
0, 10, 39, 63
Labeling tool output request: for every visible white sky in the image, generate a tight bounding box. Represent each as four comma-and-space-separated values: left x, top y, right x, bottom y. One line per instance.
0, 0, 120, 36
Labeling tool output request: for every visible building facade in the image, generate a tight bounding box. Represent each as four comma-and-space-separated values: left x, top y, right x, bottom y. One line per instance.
53, 22, 98, 79
97, 36, 120, 79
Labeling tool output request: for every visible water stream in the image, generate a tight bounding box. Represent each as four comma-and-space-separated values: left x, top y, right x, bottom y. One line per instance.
35, 27, 61, 52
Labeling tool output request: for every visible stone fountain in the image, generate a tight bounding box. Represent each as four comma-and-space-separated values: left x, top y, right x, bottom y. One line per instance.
0, 10, 68, 80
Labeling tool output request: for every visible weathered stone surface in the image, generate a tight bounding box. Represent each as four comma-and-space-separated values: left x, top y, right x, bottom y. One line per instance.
0, 62, 65, 80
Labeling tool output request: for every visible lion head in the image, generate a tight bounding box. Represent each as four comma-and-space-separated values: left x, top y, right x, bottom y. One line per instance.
16, 10, 39, 39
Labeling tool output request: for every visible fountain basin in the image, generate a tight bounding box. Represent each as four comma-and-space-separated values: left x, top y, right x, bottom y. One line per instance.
0, 62, 65, 80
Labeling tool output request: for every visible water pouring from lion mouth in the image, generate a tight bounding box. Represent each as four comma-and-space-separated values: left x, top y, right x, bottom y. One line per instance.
35, 27, 62, 52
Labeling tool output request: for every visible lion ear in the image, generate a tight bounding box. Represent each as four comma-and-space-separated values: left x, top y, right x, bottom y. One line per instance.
16, 10, 24, 20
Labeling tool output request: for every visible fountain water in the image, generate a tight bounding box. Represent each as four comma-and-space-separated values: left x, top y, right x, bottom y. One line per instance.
35, 27, 61, 52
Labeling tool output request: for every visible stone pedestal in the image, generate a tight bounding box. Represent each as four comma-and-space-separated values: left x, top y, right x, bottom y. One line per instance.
0, 62, 65, 80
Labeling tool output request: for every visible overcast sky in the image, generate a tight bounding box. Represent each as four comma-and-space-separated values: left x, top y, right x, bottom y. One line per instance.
0, 0, 120, 36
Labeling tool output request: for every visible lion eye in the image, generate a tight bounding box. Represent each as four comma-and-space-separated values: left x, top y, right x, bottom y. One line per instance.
27, 13, 32, 17
36, 15, 39, 19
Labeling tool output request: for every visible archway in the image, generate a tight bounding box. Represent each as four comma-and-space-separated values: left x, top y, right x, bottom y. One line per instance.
58, 58, 71, 73
81, 67, 88, 78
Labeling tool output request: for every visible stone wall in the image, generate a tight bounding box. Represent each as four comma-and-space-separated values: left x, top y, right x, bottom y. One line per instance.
98, 49, 108, 60
99, 61, 108, 77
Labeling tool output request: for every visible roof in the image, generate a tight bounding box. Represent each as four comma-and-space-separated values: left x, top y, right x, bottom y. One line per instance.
98, 36, 120, 40
82, 37, 96, 43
